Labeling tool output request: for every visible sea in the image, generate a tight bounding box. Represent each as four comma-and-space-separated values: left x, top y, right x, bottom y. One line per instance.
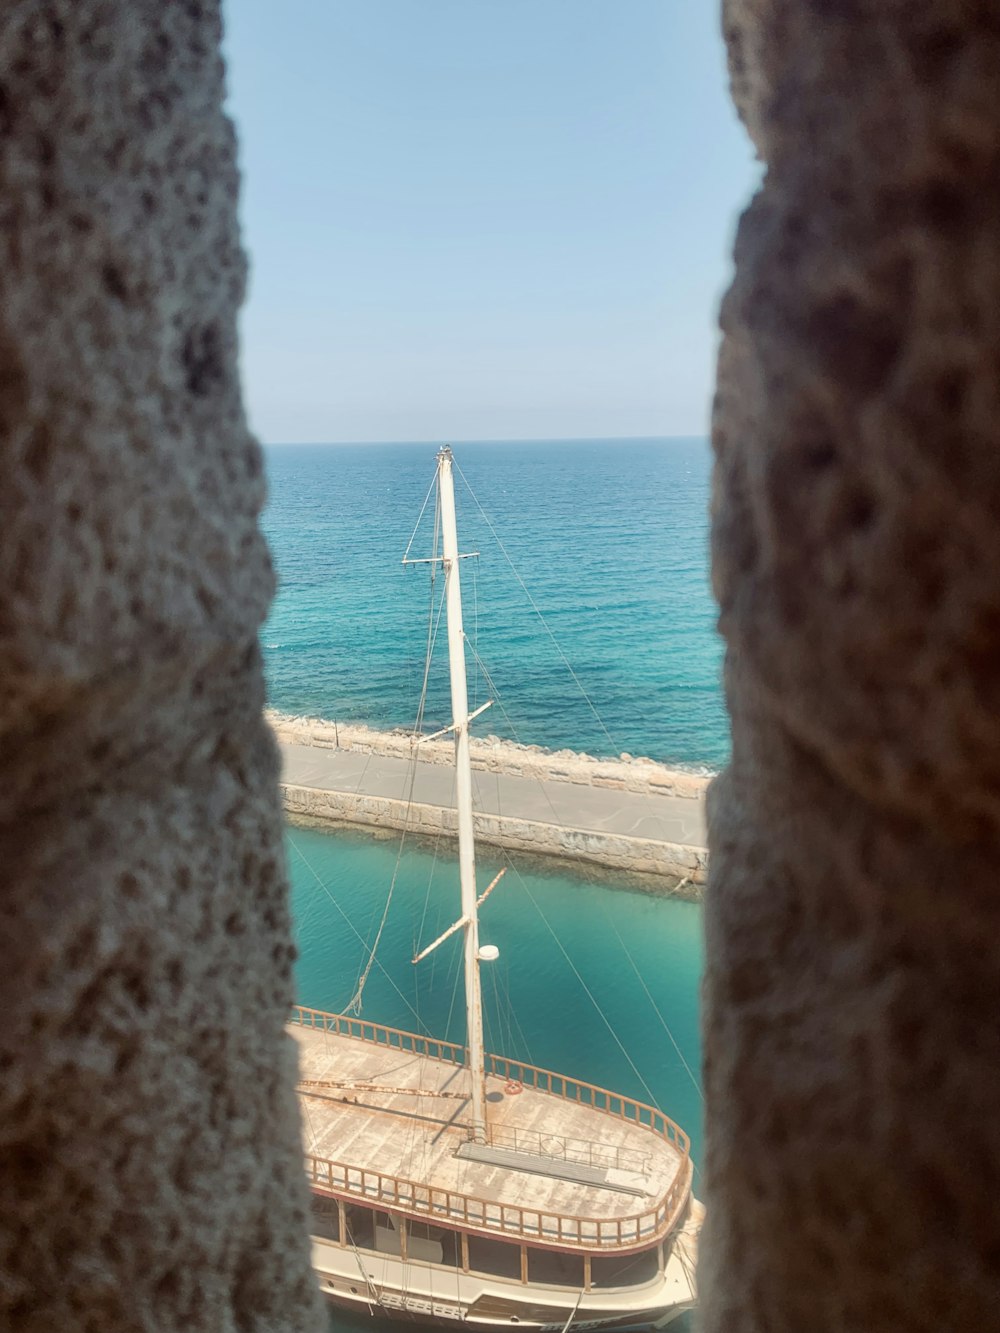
262, 439, 722, 1330
262, 438, 727, 771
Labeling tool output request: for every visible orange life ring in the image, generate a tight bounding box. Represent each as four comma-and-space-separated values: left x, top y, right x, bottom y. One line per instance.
504, 1079, 524, 1095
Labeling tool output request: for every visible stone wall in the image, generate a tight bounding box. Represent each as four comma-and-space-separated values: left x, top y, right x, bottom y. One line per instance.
282, 782, 707, 893
704, 3, 1000, 1330
0, 5, 321, 1330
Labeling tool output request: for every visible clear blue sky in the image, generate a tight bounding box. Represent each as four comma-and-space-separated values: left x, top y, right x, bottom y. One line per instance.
222, 2, 759, 444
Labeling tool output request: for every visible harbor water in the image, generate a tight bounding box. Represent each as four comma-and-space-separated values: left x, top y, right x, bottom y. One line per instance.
288, 823, 704, 1332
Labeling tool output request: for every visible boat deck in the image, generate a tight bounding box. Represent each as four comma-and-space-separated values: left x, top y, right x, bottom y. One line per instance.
292, 1017, 689, 1251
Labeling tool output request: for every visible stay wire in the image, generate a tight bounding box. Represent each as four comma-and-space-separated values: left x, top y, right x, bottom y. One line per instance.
412, 486, 444, 738
401, 472, 438, 565
413, 592, 451, 963
348, 482, 445, 1014
287, 834, 428, 1030
502, 962, 533, 1066
604, 909, 703, 1105
467, 633, 664, 1126
500, 850, 660, 1109
444, 939, 465, 1046
454, 458, 617, 751
466, 635, 563, 827
344, 761, 418, 1014
489, 956, 516, 1061
471, 553, 479, 712
418, 769, 455, 994
463, 578, 679, 872
482, 747, 535, 1069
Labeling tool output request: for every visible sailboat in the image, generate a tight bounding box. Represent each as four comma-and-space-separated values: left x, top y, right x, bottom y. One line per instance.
289, 447, 702, 1329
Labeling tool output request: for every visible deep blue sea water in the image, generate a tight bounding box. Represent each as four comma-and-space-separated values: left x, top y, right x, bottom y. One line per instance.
262, 438, 728, 771
265, 441, 716, 1330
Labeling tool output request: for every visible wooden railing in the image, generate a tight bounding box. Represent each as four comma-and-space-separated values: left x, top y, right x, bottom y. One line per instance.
305, 1150, 693, 1254
483, 1052, 691, 1159
291, 1005, 467, 1068
291, 1005, 693, 1251
290, 1005, 691, 1158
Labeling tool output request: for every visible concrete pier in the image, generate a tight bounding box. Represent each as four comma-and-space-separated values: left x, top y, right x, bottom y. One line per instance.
276, 728, 708, 895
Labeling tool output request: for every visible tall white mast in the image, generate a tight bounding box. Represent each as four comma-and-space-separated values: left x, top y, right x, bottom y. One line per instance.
436, 446, 488, 1144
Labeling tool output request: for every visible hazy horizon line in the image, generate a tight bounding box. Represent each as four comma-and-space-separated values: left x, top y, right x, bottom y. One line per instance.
260, 433, 709, 448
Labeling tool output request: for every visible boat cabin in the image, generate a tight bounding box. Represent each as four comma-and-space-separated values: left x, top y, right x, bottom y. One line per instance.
292, 1006, 696, 1309
311, 1194, 667, 1291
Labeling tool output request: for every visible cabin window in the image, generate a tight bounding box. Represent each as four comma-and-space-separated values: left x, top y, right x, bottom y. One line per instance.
343, 1203, 376, 1250
527, 1248, 585, 1288
372, 1214, 461, 1268
466, 1234, 523, 1280
342, 1205, 463, 1268
590, 1246, 659, 1288
408, 1220, 461, 1268
310, 1195, 341, 1243
373, 1212, 406, 1258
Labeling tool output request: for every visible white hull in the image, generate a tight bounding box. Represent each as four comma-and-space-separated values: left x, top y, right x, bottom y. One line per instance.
311, 1232, 697, 1332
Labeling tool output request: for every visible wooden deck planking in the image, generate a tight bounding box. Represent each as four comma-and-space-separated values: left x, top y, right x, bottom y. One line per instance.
292, 1025, 682, 1224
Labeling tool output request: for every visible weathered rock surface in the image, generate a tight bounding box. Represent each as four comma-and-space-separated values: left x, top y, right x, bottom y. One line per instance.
0, 3, 321, 1329
704, 3, 1000, 1329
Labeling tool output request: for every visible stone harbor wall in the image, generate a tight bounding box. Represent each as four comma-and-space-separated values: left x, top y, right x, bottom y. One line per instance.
270, 711, 709, 892
282, 784, 708, 894
268, 711, 712, 800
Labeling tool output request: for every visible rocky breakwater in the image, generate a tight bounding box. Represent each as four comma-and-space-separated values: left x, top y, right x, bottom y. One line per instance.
269, 711, 710, 897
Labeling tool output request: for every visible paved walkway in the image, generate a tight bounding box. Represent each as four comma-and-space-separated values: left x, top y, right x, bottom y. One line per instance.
279, 742, 707, 850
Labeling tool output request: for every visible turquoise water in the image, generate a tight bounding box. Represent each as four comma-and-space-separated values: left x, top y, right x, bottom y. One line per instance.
288, 824, 704, 1333
289, 825, 704, 1166
262, 438, 727, 771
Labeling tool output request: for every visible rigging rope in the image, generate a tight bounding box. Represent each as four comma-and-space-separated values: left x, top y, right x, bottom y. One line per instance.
401, 471, 438, 565
413, 486, 443, 736
417, 770, 454, 994
466, 635, 563, 827
345, 492, 446, 1015
603, 910, 703, 1105
560, 1289, 585, 1333
462, 572, 699, 1137
287, 836, 428, 1030
454, 458, 617, 751
443, 935, 465, 1046
471, 553, 479, 711
343, 793, 411, 1014
344, 1216, 382, 1312
500, 851, 662, 1110
501, 960, 533, 1066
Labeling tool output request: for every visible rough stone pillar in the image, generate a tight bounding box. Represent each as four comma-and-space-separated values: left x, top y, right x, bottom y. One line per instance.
704, 3, 1000, 1329
0, 4, 322, 1330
